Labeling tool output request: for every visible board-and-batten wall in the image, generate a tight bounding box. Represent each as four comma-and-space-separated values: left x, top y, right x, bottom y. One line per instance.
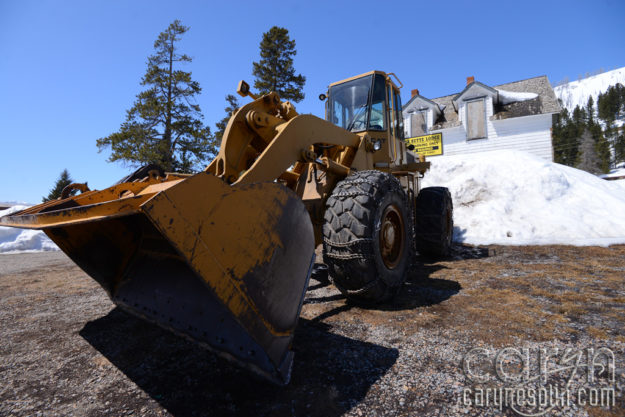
405, 95, 555, 161
434, 111, 554, 161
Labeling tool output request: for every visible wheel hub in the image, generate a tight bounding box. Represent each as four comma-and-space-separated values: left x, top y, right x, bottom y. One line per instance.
379, 204, 404, 269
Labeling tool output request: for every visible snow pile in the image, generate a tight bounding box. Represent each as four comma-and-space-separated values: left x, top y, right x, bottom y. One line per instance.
422, 150, 625, 246
553, 67, 625, 114
497, 89, 538, 105
600, 166, 625, 180
0, 206, 59, 254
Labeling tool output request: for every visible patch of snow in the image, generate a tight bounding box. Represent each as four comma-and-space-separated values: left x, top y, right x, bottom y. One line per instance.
600, 167, 625, 180
0, 200, 34, 207
0, 206, 59, 254
422, 150, 625, 246
554, 67, 625, 113
497, 89, 538, 105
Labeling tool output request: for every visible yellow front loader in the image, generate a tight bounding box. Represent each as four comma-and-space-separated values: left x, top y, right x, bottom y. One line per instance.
1, 71, 453, 384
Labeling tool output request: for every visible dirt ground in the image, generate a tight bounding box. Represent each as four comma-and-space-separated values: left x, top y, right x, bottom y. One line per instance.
1, 245, 624, 417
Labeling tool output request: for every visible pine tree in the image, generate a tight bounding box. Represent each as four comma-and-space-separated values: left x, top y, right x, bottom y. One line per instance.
586, 96, 594, 124
214, 94, 240, 142
97, 20, 215, 173
552, 109, 580, 167
598, 83, 625, 124
587, 109, 611, 173
597, 84, 625, 167
252, 26, 306, 102
43, 169, 74, 202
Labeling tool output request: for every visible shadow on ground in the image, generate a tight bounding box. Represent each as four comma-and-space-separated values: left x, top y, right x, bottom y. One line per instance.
387, 242, 490, 310
80, 308, 398, 417
305, 243, 485, 315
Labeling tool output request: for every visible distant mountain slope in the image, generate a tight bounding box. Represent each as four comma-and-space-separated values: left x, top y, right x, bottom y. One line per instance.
553, 67, 625, 113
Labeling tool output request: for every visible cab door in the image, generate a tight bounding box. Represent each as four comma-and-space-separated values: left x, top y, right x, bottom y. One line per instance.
386, 82, 405, 165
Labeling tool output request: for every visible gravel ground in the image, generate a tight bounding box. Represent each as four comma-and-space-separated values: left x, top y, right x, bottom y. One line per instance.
1, 245, 624, 417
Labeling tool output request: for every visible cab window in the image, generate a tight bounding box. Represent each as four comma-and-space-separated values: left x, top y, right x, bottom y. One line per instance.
394, 90, 404, 139
327, 75, 372, 132
368, 74, 386, 131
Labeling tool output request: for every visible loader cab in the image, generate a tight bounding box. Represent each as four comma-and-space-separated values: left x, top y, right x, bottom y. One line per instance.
326, 71, 404, 140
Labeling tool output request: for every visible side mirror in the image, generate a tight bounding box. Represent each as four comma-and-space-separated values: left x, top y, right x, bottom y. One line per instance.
237, 80, 250, 97
237, 80, 258, 100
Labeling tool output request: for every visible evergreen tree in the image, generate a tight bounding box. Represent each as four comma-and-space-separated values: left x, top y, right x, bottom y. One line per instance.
587, 108, 611, 174
43, 169, 74, 202
252, 26, 306, 102
214, 94, 240, 142
552, 109, 579, 166
598, 83, 625, 124
586, 96, 594, 124
597, 84, 625, 167
571, 105, 587, 127
555, 83, 625, 171
97, 20, 215, 173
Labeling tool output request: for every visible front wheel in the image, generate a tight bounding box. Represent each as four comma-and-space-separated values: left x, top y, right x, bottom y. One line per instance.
322, 171, 413, 304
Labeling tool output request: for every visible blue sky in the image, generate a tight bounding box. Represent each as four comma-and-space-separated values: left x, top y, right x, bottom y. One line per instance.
1, 0, 623, 203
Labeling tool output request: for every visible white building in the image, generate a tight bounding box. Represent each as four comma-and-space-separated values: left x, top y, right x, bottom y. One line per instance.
403, 76, 561, 161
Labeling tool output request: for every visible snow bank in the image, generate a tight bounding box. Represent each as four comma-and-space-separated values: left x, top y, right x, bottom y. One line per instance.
600, 167, 625, 180
422, 150, 625, 246
496, 89, 538, 105
0, 206, 59, 254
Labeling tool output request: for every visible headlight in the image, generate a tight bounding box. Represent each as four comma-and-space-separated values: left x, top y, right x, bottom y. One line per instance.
373, 140, 382, 151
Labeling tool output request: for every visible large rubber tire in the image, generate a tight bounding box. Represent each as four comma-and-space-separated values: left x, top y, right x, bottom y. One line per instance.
414, 187, 453, 257
323, 170, 413, 304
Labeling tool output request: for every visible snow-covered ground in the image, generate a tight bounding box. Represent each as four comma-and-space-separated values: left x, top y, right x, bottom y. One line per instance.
553, 67, 625, 118
2, 150, 625, 253
0, 206, 58, 254
600, 166, 625, 180
422, 150, 625, 246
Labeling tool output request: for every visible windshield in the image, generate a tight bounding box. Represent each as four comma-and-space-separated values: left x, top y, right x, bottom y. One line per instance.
328, 75, 373, 132
327, 74, 387, 133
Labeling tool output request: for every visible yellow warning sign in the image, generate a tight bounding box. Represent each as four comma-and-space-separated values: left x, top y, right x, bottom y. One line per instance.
405, 133, 443, 156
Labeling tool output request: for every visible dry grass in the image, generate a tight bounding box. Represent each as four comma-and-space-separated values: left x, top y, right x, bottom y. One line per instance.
305, 245, 625, 349
302, 244, 625, 415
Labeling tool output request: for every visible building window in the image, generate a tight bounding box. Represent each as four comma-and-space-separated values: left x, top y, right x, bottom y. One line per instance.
466, 99, 486, 139
410, 110, 428, 136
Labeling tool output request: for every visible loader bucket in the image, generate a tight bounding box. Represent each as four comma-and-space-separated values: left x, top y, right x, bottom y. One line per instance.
0, 173, 315, 384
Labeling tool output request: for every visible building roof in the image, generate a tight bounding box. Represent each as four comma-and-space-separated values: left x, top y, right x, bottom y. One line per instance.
452, 81, 498, 109
425, 75, 561, 130
403, 94, 443, 116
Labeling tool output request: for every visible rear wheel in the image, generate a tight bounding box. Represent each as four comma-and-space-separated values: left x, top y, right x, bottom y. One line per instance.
414, 187, 453, 257
323, 170, 413, 304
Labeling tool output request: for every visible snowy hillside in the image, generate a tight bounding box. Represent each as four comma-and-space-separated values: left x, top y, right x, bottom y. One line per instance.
422, 150, 625, 246
553, 67, 625, 114
0, 206, 58, 253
